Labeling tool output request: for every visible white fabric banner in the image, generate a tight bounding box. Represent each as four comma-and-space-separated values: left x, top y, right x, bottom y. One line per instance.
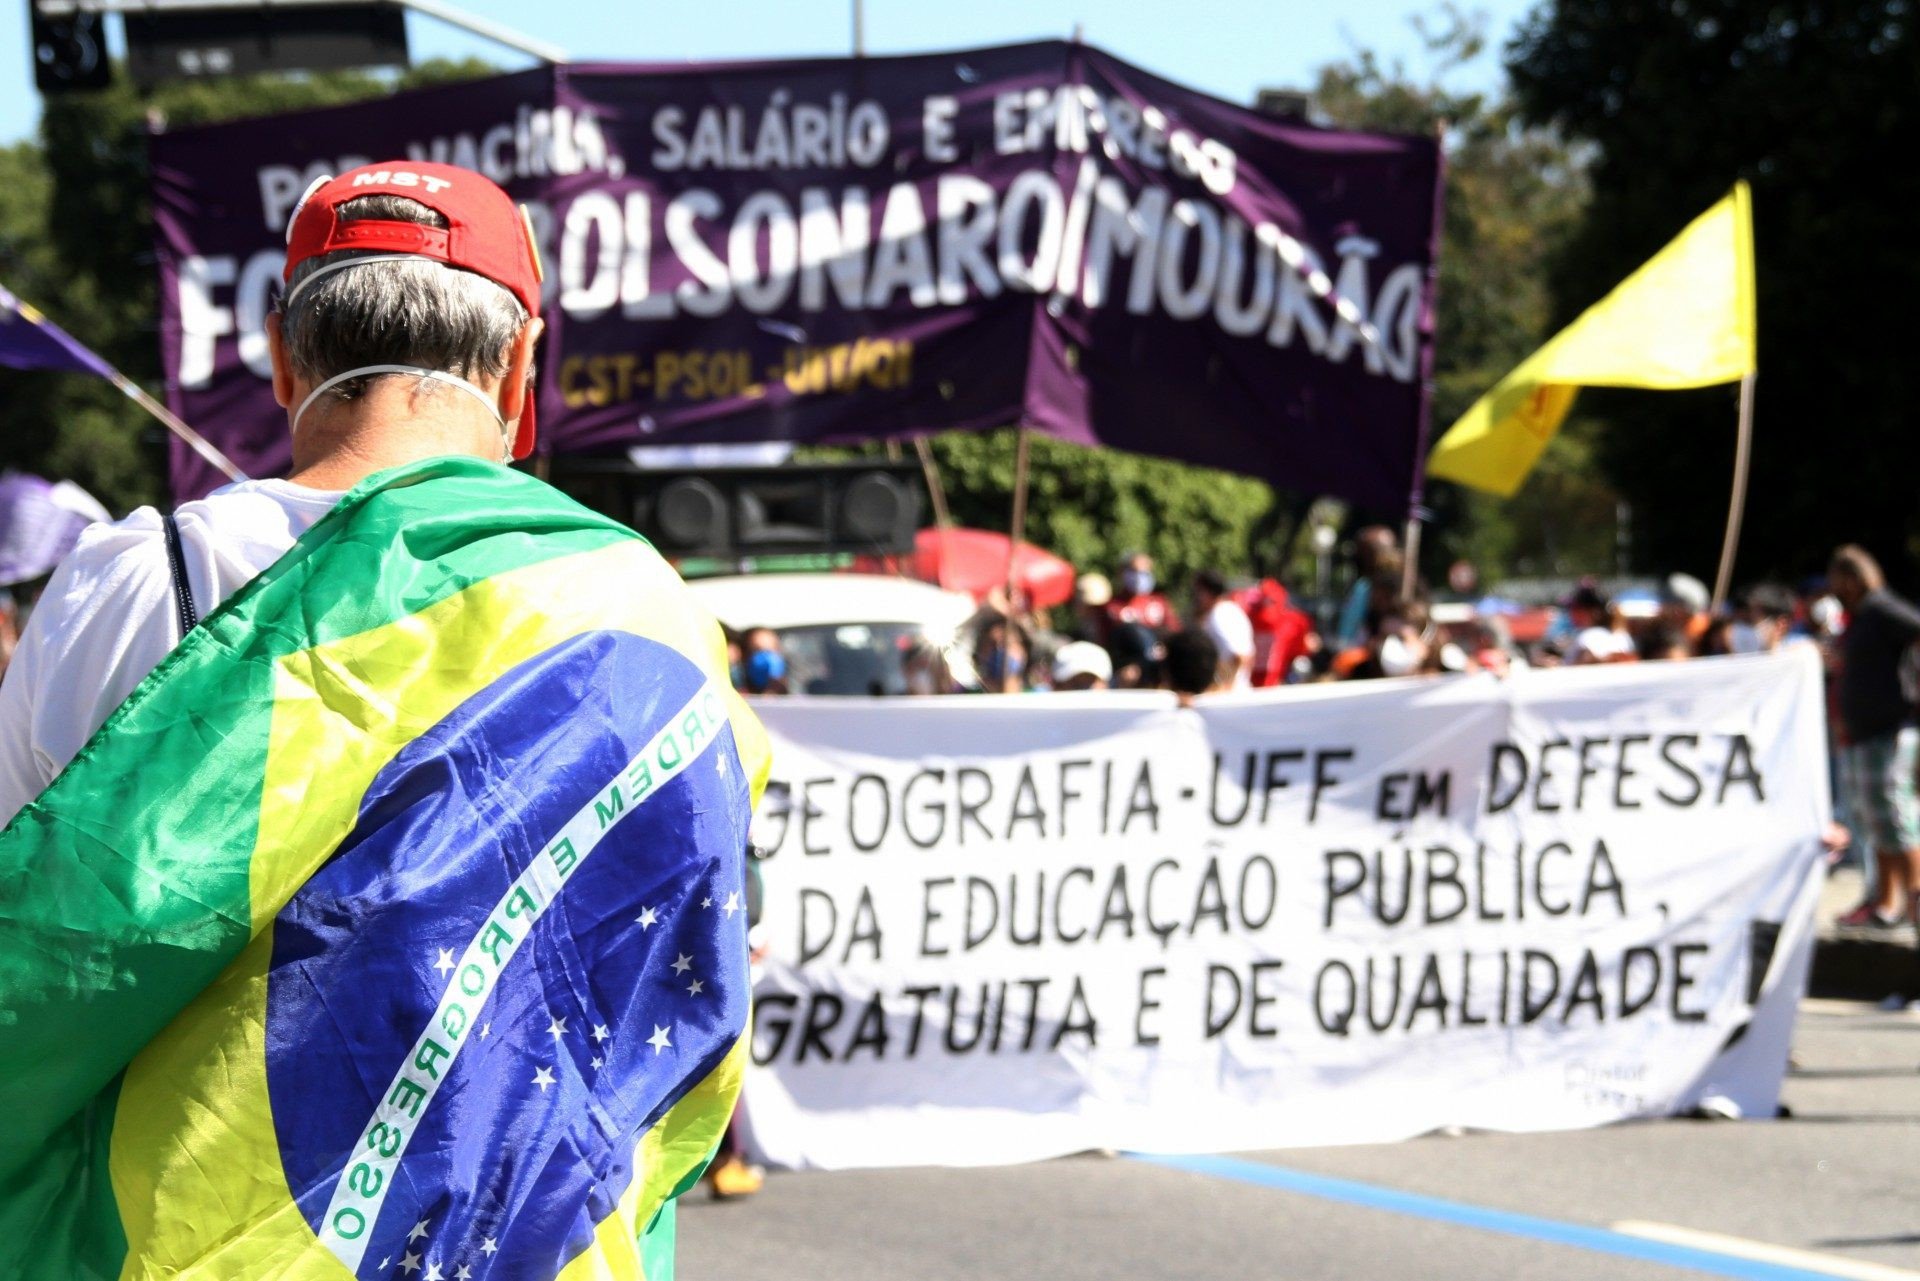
740, 651, 1830, 1170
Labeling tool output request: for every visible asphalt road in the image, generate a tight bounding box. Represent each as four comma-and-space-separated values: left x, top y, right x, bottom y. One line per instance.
680, 997, 1920, 1280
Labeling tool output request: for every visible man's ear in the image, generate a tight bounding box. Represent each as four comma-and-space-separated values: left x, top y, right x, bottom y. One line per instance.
266, 312, 296, 409
499, 318, 545, 424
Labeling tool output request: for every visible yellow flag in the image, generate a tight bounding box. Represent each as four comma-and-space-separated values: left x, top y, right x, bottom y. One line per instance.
1427, 181, 1755, 497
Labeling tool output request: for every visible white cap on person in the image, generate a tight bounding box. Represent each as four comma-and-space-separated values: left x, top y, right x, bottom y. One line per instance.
1052, 641, 1114, 687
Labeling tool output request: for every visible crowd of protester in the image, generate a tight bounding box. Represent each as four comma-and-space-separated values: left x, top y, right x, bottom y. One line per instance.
726, 524, 1864, 700
9, 472, 1917, 989
721, 527, 1920, 947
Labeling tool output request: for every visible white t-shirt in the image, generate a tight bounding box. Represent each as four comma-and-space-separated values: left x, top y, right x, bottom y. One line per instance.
1204, 599, 1256, 690
0, 479, 342, 827
1568, 625, 1638, 664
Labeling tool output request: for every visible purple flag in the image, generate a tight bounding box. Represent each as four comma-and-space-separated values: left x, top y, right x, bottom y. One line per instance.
151, 43, 1442, 510
0, 285, 116, 380
0, 472, 111, 588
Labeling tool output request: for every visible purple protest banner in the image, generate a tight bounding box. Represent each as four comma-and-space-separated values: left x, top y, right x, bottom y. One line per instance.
151, 42, 1442, 510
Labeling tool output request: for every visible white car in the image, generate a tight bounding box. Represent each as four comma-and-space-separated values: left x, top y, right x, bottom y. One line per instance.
686, 572, 979, 695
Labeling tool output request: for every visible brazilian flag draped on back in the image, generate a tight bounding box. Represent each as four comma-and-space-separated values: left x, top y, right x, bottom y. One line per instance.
0, 458, 770, 1280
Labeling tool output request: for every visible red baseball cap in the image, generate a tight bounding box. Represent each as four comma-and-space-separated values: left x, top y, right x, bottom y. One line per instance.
284, 160, 545, 459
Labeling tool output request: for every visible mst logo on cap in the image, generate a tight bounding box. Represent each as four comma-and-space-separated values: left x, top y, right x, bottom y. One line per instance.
281, 160, 547, 459
284, 161, 542, 315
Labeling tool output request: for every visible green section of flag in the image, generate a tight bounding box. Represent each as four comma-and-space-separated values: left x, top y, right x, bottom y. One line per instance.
0, 459, 635, 1278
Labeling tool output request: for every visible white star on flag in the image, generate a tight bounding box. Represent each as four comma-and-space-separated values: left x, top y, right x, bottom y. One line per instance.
635, 905, 658, 930
479, 1238, 498, 1257
398, 1252, 422, 1275
547, 1015, 568, 1041
592, 1023, 610, 1043
717, 753, 728, 776
532, 1065, 556, 1092
479, 1022, 491, 1039
687, 978, 705, 995
424, 1264, 445, 1281
591, 1056, 604, 1070
408, 1219, 430, 1243
648, 1025, 673, 1055
671, 953, 693, 975
722, 891, 743, 918
433, 948, 455, 976
456, 1267, 473, 1281
701, 895, 713, 908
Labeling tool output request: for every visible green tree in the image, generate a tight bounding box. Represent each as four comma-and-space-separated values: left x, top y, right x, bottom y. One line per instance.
1312, 7, 1612, 581
913, 429, 1281, 591
1508, 0, 1920, 586
1, 60, 497, 512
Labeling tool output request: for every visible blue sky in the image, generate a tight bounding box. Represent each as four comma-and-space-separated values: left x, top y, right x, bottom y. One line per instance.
3, 0, 1532, 145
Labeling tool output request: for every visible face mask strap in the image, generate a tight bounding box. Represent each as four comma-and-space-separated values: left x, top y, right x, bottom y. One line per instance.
281, 254, 434, 310
291, 364, 514, 463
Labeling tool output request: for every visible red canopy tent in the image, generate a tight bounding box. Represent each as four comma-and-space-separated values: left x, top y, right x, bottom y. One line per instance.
860, 527, 1077, 609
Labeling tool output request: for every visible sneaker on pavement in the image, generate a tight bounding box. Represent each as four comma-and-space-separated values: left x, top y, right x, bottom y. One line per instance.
707, 1154, 765, 1199
1837, 904, 1903, 929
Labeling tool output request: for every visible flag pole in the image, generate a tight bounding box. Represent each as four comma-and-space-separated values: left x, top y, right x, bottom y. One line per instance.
4, 284, 248, 485
1005, 425, 1032, 608
1710, 370, 1757, 613
1400, 516, 1423, 602
1400, 117, 1447, 606
915, 436, 952, 529
108, 371, 248, 485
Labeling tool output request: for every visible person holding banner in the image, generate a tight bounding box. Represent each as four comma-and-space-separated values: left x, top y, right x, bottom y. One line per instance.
0, 161, 766, 1281
1827, 545, 1920, 929
1193, 570, 1255, 691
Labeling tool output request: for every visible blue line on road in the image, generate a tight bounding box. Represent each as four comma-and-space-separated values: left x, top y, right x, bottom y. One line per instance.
1134, 1153, 1850, 1280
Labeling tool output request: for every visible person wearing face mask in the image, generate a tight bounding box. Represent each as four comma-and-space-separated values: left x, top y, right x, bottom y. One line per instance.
0, 162, 767, 1277
1732, 583, 1812, 655
741, 626, 791, 695
1103, 551, 1178, 640
974, 616, 1031, 693
0, 166, 551, 822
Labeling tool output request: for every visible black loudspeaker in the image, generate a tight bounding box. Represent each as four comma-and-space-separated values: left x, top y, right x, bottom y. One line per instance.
654, 478, 729, 549
550, 460, 923, 558
842, 471, 916, 543
29, 4, 111, 94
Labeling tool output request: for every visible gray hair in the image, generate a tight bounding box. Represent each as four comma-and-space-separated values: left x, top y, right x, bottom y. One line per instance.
279, 194, 530, 403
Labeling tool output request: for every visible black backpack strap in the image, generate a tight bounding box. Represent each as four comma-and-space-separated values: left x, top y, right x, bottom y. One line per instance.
161, 513, 199, 636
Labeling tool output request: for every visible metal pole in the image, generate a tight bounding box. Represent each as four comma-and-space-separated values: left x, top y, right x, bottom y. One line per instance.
852, 0, 865, 56
914, 436, 951, 530
1399, 516, 1421, 602
110, 372, 248, 484
1005, 426, 1032, 608
1711, 371, 1757, 612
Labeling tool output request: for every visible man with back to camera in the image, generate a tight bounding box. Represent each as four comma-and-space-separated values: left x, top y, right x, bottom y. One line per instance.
0, 168, 546, 816
0, 162, 763, 1278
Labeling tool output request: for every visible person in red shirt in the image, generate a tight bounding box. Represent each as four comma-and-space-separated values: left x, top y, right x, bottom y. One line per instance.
1238, 578, 1314, 686
1104, 551, 1178, 638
